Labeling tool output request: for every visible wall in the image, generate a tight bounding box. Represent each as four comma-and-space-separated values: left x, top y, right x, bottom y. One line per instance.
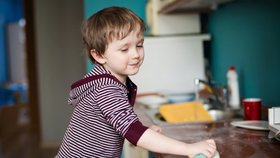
131, 35, 207, 94
84, 0, 147, 71
208, 0, 280, 106
33, 0, 85, 145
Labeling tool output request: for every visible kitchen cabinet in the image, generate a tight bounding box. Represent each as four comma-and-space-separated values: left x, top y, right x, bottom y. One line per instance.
123, 140, 148, 158
158, 0, 234, 14
146, 0, 200, 35
137, 1, 212, 94
146, 0, 234, 35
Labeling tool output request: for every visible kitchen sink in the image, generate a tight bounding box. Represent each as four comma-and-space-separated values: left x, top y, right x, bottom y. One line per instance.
145, 108, 242, 125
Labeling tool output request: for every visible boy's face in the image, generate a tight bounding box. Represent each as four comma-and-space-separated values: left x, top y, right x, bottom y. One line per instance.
99, 27, 144, 83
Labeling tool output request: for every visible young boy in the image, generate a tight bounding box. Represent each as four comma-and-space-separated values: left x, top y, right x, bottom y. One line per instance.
56, 6, 216, 158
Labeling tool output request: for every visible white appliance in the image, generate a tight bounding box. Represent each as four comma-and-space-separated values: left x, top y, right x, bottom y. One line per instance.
131, 35, 210, 94
269, 107, 280, 137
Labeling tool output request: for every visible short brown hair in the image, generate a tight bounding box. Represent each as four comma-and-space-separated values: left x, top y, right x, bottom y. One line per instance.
81, 6, 146, 63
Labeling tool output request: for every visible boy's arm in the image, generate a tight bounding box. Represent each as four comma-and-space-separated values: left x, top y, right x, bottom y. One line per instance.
137, 128, 216, 158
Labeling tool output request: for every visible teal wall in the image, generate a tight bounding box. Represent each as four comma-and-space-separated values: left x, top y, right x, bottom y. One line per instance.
83, 0, 147, 71
208, 0, 280, 106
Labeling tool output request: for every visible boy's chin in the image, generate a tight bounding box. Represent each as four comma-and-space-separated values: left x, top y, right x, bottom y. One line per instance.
127, 70, 140, 76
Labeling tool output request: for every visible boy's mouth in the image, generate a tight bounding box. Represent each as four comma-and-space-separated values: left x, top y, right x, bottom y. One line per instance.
129, 61, 140, 67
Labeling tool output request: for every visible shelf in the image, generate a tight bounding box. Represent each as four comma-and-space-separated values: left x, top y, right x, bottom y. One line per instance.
158, 0, 234, 14
145, 34, 211, 41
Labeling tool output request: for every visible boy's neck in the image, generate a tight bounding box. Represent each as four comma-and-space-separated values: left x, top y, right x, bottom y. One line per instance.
99, 64, 127, 85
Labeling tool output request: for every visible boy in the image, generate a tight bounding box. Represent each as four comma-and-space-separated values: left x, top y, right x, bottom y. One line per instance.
56, 6, 216, 158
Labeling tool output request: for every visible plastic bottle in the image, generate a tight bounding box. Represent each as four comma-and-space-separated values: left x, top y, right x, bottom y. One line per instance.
227, 66, 240, 109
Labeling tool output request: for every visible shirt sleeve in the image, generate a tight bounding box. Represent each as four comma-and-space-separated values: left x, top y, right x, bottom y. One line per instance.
124, 120, 148, 145
95, 84, 148, 145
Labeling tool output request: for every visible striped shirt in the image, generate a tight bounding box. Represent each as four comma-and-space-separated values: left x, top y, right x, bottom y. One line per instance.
56, 64, 148, 158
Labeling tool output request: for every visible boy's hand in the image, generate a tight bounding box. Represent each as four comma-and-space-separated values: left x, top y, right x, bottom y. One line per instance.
187, 139, 217, 158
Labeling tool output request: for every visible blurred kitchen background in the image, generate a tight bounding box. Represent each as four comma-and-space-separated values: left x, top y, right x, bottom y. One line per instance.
0, 0, 280, 157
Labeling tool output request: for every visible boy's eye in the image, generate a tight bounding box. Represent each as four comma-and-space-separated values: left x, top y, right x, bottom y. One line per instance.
137, 45, 143, 48
121, 48, 128, 52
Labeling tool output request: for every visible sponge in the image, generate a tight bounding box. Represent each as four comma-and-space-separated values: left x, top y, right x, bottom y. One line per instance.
194, 151, 220, 158
159, 101, 213, 123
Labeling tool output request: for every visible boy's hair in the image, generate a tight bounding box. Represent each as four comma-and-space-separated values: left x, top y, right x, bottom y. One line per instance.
81, 6, 146, 63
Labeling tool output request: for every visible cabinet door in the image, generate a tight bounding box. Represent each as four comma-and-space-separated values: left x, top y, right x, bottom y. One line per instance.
123, 140, 148, 158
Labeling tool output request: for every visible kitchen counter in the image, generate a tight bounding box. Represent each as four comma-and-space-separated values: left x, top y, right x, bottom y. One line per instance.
135, 104, 280, 158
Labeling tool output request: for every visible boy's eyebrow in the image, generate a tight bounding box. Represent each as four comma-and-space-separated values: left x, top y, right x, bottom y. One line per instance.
121, 37, 144, 46
138, 38, 144, 43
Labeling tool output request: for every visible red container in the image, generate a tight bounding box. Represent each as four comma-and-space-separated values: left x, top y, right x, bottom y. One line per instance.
242, 98, 262, 120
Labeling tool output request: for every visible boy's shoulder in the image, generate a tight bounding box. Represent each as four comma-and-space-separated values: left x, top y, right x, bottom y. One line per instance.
71, 73, 121, 90
71, 64, 135, 92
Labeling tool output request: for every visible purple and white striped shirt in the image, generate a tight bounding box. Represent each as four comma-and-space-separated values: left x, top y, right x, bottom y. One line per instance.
56, 64, 148, 158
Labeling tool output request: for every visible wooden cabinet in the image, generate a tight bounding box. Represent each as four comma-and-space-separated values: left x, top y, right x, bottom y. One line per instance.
146, 0, 200, 35
146, 0, 235, 35
123, 140, 148, 158
158, 0, 234, 14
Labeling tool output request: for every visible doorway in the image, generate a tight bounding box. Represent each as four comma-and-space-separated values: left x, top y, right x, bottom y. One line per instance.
0, 0, 44, 156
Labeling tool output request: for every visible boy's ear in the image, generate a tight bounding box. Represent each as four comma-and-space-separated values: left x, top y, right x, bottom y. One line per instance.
90, 49, 106, 64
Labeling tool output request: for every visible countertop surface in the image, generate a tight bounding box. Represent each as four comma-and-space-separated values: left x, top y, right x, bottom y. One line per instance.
135, 104, 280, 158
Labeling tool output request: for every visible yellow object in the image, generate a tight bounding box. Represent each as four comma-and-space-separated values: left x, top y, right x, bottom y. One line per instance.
159, 101, 213, 123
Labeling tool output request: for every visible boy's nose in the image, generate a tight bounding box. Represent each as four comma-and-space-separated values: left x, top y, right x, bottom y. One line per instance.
131, 49, 140, 58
